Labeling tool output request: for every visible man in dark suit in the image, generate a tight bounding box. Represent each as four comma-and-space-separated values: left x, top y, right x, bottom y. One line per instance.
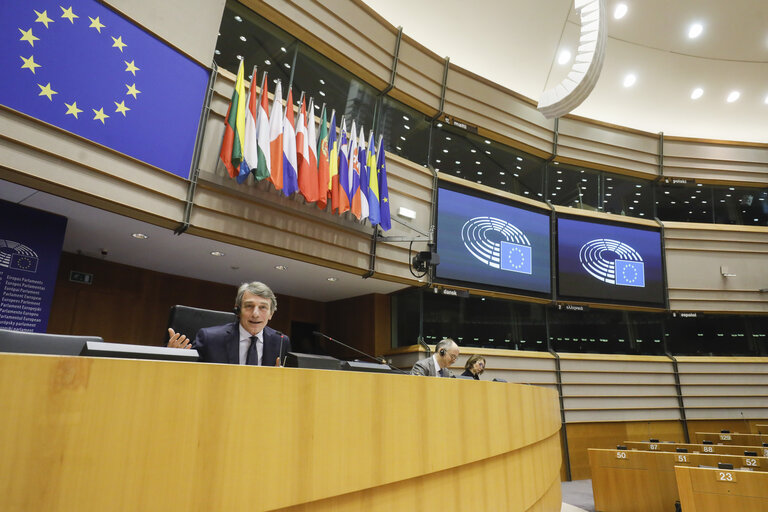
168, 281, 291, 366
410, 338, 459, 377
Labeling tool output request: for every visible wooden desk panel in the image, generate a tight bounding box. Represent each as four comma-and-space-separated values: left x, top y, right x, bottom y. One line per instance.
0, 353, 562, 511
589, 449, 768, 512
675, 466, 768, 512
625, 441, 768, 458
694, 431, 768, 446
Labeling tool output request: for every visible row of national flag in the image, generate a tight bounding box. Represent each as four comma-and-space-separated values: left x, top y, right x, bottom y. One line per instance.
219, 60, 391, 230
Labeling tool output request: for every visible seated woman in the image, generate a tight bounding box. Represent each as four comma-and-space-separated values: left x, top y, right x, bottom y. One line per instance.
461, 354, 486, 380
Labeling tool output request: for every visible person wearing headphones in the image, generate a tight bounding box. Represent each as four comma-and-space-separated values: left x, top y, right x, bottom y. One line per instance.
410, 338, 459, 377
167, 281, 291, 366
461, 354, 486, 380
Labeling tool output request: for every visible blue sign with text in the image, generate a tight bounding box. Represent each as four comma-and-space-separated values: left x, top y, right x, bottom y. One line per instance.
0, 200, 67, 333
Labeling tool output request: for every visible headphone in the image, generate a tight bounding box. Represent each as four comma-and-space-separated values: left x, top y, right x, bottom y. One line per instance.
233, 305, 240, 316
439, 348, 446, 356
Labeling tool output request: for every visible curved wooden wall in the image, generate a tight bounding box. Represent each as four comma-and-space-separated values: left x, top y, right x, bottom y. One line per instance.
0, 353, 562, 511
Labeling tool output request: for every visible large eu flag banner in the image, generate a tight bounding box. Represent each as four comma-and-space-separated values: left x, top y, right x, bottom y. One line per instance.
0, 1, 210, 179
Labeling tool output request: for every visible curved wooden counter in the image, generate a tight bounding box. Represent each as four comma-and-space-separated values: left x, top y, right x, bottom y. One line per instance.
0, 353, 562, 511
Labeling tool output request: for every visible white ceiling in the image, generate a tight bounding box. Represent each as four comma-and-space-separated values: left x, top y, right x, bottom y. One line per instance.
364, 0, 768, 142
0, 180, 408, 302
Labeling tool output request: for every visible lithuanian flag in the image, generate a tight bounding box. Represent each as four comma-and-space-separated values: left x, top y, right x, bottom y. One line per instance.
219, 60, 246, 178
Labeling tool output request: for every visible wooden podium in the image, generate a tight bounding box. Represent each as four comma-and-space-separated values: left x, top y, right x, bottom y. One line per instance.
0, 353, 562, 511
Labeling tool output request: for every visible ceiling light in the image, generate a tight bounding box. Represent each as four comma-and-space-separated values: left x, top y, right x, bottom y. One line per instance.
239, 35, 247, 42
688, 23, 703, 39
211, 251, 225, 257
264, 59, 271, 65
436, 122, 443, 127
327, 277, 337, 282
234, 15, 242, 22
614, 3, 628, 19
623, 73, 637, 87
727, 91, 740, 103
131, 233, 148, 239
404, 125, 410, 130
214, 49, 221, 55
558, 50, 571, 65
319, 79, 325, 85
402, 115, 409, 121
274, 265, 287, 271
280, 47, 287, 53
691, 87, 704, 100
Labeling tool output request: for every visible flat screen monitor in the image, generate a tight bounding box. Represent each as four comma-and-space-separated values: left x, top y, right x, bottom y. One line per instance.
0, 328, 100, 356
557, 216, 664, 306
435, 184, 551, 296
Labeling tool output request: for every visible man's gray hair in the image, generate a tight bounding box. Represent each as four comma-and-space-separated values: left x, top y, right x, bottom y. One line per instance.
435, 338, 456, 352
236, 281, 277, 313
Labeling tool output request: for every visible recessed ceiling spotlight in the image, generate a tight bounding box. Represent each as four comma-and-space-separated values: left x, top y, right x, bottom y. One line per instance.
274, 265, 287, 271
691, 87, 704, 100
688, 23, 703, 39
210, 251, 225, 257
623, 73, 637, 87
614, 3, 628, 19
327, 277, 338, 282
239, 35, 247, 42
131, 233, 148, 239
234, 15, 242, 22
727, 90, 740, 103
558, 49, 571, 65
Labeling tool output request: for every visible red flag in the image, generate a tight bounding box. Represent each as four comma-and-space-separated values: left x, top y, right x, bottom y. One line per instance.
296, 94, 318, 202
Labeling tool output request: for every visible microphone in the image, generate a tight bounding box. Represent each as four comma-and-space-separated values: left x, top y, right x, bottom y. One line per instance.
741, 411, 750, 435
275, 330, 287, 367
416, 336, 431, 357
311, 331, 408, 375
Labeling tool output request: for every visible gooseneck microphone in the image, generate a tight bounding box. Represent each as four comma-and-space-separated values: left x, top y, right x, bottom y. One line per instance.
416, 336, 432, 357
275, 330, 287, 367
312, 331, 384, 364
311, 331, 409, 375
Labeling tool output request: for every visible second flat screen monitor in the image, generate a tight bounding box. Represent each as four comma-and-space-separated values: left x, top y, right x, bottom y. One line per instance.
557, 217, 664, 306
436, 186, 551, 295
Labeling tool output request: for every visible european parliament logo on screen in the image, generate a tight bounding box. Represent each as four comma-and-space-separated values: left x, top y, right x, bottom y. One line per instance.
0, 1, 210, 179
578, 238, 645, 287
461, 217, 533, 274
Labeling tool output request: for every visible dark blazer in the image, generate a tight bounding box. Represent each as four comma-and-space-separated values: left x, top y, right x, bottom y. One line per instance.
461, 369, 480, 380
192, 322, 291, 366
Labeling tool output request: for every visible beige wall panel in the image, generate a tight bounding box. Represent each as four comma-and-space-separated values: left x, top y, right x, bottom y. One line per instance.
563, 384, 679, 397
251, 0, 393, 88
561, 372, 676, 385
684, 396, 768, 408
677, 361, 768, 374
682, 385, 768, 396
392, 39, 446, 111
445, 70, 553, 133
679, 373, 768, 385
565, 409, 682, 423
685, 408, 768, 420
442, 94, 553, 156
663, 139, 768, 184
564, 396, 680, 409
664, 223, 768, 312
105, 0, 224, 66
0, 111, 187, 225
557, 118, 659, 176
559, 359, 673, 373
